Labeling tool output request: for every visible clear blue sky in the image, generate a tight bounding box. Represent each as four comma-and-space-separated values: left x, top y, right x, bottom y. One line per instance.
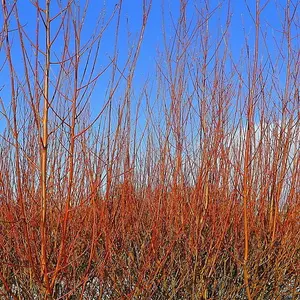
0, 0, 296, 132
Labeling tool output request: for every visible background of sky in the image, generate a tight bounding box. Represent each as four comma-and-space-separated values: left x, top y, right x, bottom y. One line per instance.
0, 0, 297, 132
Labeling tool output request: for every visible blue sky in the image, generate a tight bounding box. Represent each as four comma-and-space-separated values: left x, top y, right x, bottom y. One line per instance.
0, 0, 297, 132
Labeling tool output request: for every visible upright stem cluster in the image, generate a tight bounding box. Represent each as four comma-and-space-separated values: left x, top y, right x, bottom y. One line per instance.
0, 0, 298, 298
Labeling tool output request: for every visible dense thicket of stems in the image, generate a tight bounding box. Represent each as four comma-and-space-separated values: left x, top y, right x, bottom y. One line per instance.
0, 0, 299, 298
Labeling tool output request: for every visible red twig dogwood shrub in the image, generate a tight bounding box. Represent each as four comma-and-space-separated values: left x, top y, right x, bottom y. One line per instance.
0, 0, 299, 299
